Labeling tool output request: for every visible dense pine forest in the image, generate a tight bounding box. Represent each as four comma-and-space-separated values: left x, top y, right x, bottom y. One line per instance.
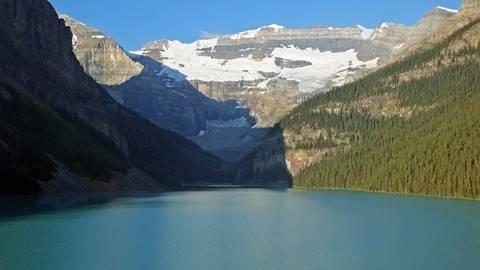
281, 18, 480, 199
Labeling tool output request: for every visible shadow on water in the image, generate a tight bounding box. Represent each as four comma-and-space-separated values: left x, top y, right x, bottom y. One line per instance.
0, 191, 171, 222
0, 187, 290, 222
105, 54, 293, 187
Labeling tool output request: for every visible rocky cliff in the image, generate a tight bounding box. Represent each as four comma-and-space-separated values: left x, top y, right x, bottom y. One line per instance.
461, 0, 480, 11
0, 0, 127, 152
390, 1, 479, 64
59, 5, 456, 180
59, 15, 143, 85
255, 0, 480, 199
62, 15, 250, 138
0, 0, 224, 195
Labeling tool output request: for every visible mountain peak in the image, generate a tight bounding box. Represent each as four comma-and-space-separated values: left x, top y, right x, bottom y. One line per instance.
435, 6, 459, 13
262, 24, 285, 30
228, 24, 285, 40
60, 13, 143, 85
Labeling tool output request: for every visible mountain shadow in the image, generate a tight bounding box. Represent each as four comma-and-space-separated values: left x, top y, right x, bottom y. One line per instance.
103, 55, 292, 187
0, 0, 231, 195
106, 54, 252, 138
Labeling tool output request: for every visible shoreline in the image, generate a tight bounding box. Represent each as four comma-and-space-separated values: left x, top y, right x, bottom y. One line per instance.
292, 186, 480, 202
1, 185, 479, 202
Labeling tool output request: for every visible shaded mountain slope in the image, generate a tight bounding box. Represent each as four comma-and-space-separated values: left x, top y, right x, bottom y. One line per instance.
0, 0, 223, 195
60, 15, 250, 138
134, 7, 454, 127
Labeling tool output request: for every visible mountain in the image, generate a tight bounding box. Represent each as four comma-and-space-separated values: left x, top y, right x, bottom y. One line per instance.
59, 15, 143, 86
61, 8, 454, 165
0, 0, 224, 195
269, 1, 480, 199
462, 0, 480, 11
387, 3, 478, 65
134, 7, 455, 127
60, 15, 250, 138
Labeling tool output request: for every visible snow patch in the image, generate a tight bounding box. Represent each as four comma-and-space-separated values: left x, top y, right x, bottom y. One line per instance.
92, 35, 106, 39
207, 117, 251, 128
172, 90, 187, 98
153, 40, 379, 93
196, 38, 218, 49
271, 47, 378, 92
356, 25, 374, 40
436, 6, 459, 13
394, 43, 405, 50
265, 24, 285, 32
72, 34, 78, 50
257, 78, 273, 89
157, 65, 187, 82
229, 24, 285, 40
129, 49, 150, 55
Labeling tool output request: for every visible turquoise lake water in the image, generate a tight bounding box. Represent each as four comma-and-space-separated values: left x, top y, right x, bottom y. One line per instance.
0, 189, 479, 270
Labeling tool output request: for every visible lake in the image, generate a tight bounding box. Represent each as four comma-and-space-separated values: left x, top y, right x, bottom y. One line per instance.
0, 189, 479, 270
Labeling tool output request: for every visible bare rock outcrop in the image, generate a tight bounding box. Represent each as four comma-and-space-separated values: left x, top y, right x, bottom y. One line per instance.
60, 15, 143, 85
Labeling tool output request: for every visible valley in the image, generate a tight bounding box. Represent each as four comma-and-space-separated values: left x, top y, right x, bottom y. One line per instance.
59, 6, 460, 188
0, 0, 479, 199
279, 5, 480, 199
1, 0, 480, 269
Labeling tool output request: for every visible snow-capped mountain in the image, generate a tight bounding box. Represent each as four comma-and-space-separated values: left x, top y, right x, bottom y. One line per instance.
61, 15, 251, 139
61, 6, 455, 163
132, 6, 456, 126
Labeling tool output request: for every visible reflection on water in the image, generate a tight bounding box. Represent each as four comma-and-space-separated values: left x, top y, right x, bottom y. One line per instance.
0, 189, 479, 270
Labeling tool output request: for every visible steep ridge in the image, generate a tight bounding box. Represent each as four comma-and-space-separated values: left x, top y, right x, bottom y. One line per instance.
60, 7, 454, 167
134, 7, 454, 127
0, 0, 223, 195
390, 1, 479, 64
62, 15, 250, 138
273, 1, 480, 199
462, 0, 480, 11
59, 15, 143, 86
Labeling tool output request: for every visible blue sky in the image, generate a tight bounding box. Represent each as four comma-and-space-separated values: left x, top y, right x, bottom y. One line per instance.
50, 0, 462, 51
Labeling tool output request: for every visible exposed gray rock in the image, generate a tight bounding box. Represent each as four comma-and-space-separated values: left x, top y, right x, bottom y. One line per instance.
60, 15, 143, 85
57, 5, 456, 188
138, 7, 454, 129
405, 7, 459, 47
0, 0, 227, 194
0, 0, 128, 153
461, 0, 480, 11
275, 58, 312, 68
63, 16, 250, 137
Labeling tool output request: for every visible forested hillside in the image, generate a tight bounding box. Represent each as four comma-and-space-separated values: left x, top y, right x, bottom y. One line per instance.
281, 17, 480, 199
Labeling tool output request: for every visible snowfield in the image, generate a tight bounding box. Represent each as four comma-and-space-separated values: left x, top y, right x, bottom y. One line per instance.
134, 32, 380, 93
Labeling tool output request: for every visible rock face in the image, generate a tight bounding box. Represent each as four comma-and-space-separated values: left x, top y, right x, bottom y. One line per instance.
60, 15, 143, 85
461, 0, 480, 11
63, 15, 250, 138
107, 55, 250, 137
392, 1, 478, 63
0, 0, 225, 195
0, 0, 126, 151
401, 7, 458, 45
60, 6, 455, 172
135, 7, 454, 127
247, 1, 480, 194
274, 6, 480, 199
